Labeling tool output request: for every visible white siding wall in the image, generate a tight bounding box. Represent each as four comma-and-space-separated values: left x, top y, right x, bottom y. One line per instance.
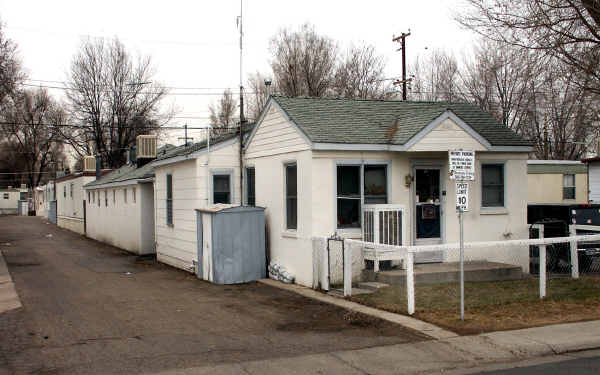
85, 184, 145, 253
589, 163, 600, 203
245, 104, 310, 159
0, 190, 24, 213
56, 176, 94, 234
154, 140, 242, 272
408, 118, 488, 152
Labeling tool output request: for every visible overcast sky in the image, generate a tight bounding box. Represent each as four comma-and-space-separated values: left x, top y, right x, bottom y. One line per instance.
0, 0, 476, 146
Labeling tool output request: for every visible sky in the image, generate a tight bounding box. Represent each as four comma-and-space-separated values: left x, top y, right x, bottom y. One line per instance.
0, 0, 476, 147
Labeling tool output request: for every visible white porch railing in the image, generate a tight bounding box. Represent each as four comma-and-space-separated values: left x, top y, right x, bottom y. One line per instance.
362, 204, 405, 272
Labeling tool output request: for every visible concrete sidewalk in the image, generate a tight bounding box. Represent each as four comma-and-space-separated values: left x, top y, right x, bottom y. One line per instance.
151, 320, 600, 375
0, 248, 21, 313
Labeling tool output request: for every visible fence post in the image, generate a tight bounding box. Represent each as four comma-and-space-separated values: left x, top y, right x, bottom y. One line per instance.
322, 239, 330, 291
569, 225, 579, 279
533, 224, 546, 299
343, 240, 352, 297
406, 250, 415, 315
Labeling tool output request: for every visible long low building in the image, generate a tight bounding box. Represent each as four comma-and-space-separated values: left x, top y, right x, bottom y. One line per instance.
0, 186, 28, 215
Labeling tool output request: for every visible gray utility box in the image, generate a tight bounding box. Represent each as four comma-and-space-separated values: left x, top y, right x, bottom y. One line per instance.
196, 205, 266, 284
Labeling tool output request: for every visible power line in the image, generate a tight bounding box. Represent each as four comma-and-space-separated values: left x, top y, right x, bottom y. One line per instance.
0, 120, 212, 130
21, 83, 260, 96
23, 79, 241, 91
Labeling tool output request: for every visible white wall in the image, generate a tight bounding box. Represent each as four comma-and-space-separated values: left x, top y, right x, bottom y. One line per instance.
0, 189, 25, 214
154, 140, 242, 272
85, 184, 146, 253
56, 175, 94, 234
589, 163, 600, 203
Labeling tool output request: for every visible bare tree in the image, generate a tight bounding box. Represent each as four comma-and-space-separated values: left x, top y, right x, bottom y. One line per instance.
0, 89, 68, 188
64, 37, 172, 168
209, 89, 238, 134
246, 72, 273, 122
456, 0, 600, 94
270, 23, 338, 97
409, 49, 461, 102
333, 43, 390, 99
0, 22, 24, 110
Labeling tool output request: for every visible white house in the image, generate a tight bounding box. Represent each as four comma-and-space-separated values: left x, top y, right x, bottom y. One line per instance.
244, 96, 533, 287
527, 160, 588, 205
0, 186, 28, 215
582, 157, 600, 203
55, 172, 96, 234
151, 130, 249, 272
84, 160, 156, 255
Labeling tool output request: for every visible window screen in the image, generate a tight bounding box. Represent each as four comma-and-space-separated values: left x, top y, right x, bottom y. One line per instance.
482, 164, 504, 207
563, 174, 576, 200
286, 164, 297, 230
337, 165, 361, 228
213, 174, 231, 204
166, 174, 173, 225
246, 167, 255, 206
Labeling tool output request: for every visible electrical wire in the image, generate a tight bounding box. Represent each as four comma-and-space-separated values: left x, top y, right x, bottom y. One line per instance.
20, 83, 260, 96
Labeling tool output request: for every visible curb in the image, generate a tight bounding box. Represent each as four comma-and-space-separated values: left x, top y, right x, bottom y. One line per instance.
0, 249, 22, 313
258, 278, 457, 340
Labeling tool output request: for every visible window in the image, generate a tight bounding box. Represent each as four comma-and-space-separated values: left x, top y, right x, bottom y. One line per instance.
213, 174, 231, 204
166, 174, 173, 225
63, 185, 66, 198
337, 166, 361, 228
70, 183, 74, 199
285, 164, 297, 230
124, 189, 127, 203
364, 165, 387, 204
482, 164, 504, 207
113, 190, 116, 204
563, 174, 576, 200
97, 191, 100, 206
336, 163, 389, 229
132, 187, 136, 203
246, 167, 255, 206
19, 192, 26, 201
104, 190, 108, 207
88, 191, 90, 202
92, 191, 95, 203
3, 193, 8, 199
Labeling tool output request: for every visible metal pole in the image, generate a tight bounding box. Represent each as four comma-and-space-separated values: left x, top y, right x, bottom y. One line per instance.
460, 207, 465, 321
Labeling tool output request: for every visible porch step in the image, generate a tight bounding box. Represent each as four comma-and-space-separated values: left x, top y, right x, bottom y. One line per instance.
362, 261, 523, 285
328, 287, 374, 298
356, 282, 389, 291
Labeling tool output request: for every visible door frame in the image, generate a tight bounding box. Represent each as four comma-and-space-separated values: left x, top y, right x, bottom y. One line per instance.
410, 160, 446, 246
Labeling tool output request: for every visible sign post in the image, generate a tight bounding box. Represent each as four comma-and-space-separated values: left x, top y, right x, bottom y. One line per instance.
449, 150, 475, 321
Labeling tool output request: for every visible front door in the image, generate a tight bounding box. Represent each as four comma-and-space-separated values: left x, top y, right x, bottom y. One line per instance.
413, 167, 444, 262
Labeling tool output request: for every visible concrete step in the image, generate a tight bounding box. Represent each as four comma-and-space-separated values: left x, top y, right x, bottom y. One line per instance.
328, 287, 374, 298
356, 281, 389, 291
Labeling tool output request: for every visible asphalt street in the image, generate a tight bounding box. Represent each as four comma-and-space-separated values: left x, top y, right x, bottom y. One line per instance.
474, 355, 600, 375
0, 216, 427, 375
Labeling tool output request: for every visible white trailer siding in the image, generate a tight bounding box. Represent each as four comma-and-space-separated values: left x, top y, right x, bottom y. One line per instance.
0, 189, 26, 215
56, 175, 94, 234
154, 140, 242, 272
589, 163, 600, 203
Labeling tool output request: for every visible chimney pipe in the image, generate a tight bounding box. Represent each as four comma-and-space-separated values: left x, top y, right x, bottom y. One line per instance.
95, 156, 102, 180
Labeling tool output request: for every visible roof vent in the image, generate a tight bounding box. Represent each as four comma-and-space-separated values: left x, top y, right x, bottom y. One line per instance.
136, 135, 157, 159
83, 156, 96, 172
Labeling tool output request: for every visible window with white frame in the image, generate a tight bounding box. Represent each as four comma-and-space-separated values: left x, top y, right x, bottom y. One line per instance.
87, 191, 90, 202
92, 191, 95, 203
104, 190, 108, 207
212, 173, 231, 204
166, 174, 173, 225
563, 174, 576, 199
63, 185, 66, 198
3, 193, 8, 199
124, 188, 127, 203
132, 187, 136, 203
336, 164, 388, 229
70, 183, 74, 199
482, 164, 504, 207
285, 163, 297, 230
113, 190, 116, 204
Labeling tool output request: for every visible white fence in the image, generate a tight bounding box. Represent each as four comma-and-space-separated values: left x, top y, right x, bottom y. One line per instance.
314, 225, 600, 316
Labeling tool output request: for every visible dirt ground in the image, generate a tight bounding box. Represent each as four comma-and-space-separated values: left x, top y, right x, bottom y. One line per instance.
0, 216, 427, 375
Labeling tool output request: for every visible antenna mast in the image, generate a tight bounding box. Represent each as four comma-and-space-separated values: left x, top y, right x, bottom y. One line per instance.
238, 0, 245, 204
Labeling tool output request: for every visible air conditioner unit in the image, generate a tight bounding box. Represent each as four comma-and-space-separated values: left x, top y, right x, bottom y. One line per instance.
83, 156, 96, 172
136, 135, 157, 159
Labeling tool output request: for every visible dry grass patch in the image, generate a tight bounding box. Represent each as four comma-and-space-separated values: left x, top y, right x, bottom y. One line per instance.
350, 276, 600, 335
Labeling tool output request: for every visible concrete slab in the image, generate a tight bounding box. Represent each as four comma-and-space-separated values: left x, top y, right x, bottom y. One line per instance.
243, 353, 365, 375
259, 278, 458, 340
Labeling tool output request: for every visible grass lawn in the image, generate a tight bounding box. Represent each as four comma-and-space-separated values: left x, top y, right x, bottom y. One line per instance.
350, 276, 600, 335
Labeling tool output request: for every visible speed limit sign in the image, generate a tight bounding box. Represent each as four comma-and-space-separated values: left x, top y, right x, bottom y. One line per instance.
456, 182, 469, 212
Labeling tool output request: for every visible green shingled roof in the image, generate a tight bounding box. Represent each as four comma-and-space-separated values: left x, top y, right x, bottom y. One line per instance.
271, 96, 531, 146
84, 162, 155, 188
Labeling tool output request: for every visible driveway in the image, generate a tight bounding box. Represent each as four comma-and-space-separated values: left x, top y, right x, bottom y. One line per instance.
0, 216, 427, 374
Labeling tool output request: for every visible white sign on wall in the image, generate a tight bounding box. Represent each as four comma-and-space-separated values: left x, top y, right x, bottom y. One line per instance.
449, 150, 475, 181
456, 182, 469, 212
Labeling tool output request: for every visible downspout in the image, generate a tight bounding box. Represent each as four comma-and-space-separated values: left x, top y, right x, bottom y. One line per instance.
240, 122, 244, 205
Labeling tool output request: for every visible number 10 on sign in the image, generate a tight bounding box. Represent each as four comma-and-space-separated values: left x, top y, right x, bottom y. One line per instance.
456, 182, 469, 212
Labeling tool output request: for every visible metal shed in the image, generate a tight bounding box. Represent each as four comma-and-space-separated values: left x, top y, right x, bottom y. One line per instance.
196, 204, 266, 284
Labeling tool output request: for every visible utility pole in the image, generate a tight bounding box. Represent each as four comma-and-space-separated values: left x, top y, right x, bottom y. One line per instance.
178, 124, 193, 146
392, 30, 411, 101
237, 0, 246, 205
